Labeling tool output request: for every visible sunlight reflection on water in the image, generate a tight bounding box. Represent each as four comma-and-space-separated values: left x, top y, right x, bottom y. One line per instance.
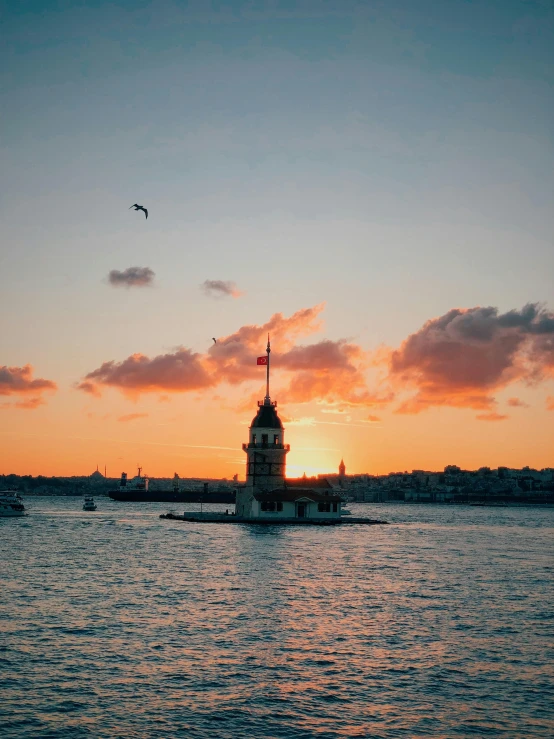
1, 499, 553, 738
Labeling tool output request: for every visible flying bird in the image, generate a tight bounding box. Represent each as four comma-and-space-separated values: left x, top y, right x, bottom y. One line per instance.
129, 204, 148, 219
212, 338, 217, 344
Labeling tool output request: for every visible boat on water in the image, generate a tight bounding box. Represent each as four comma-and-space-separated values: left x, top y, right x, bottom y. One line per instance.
83, 496, 97, 511
109, 469, 235, 504
0, 491, 27, 517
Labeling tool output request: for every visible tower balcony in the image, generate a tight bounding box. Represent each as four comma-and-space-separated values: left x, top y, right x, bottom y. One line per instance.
243, 442, 290, 451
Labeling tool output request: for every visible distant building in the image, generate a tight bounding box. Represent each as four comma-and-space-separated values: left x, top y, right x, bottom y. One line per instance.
89, 465, 104, 481
338, 458, 346, 487
235, 338, 342, 520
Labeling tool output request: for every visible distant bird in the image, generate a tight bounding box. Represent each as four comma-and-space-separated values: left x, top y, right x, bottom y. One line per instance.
212, 338, 217, 344
129, 204, 148, 219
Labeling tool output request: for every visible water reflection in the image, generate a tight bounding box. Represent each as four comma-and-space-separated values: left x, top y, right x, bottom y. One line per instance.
1, 499, 553, 738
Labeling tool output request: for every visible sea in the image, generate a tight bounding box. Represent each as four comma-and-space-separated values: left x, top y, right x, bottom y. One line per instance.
1, 498, 553, 739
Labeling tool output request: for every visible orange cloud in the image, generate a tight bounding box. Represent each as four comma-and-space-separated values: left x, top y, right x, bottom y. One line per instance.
276, 339, 392, 409
118, 413, 149, 422
546, 397, 554, 411
76, 302, 553, 417
390, 303, 554, 414
476, 412, 509, 422
1, 396, 46, 411
277, 339, 373, 406
77, 304, 389, 410
507, 397, 529, 408
0, 365, 57, 409
79, 306, 326, 398
205, 304, 325, 385
0, 364, 57, 396
76, 380, 101, 397
15, 397, 46, 410
79, 349, 213, 398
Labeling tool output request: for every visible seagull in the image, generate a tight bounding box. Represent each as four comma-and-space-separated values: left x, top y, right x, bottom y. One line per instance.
129, 204, 148, 219
212, 338, 217, 344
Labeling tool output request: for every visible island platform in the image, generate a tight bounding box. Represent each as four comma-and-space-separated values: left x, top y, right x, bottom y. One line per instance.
160, 512, 387, 526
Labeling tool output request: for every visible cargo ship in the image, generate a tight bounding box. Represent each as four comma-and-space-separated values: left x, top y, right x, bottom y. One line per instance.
109, 469, 236, 504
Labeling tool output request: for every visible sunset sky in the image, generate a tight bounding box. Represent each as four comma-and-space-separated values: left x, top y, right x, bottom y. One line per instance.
1, 0, 553, 478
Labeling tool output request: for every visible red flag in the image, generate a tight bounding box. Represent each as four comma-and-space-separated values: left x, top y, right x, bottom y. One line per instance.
257, 356, 268, 365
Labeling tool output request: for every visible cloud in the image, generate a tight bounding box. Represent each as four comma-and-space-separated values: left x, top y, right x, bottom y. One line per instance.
367, 414, 382, 422
276, 339, 392, 408
205, 304, 325, 385
79, 305, 326, 398
118, 413, 149, 422
202, 280, 243, 299
547, 397, 554, 411
76, 380, 101, 397
0, 365, 57, 396
507, 397, 529, 408
14, 397, 46, 410
390, 303, 554, 414
108, 267, 155, 288
79, 303, 382, 409
284, 416, 316, 426
78, 348, 213, 398
476, 412, 509, 422
77, 302, 553, 416
0, 365, 57, 409
1, 396, 46, 411
211, 311, 393, 410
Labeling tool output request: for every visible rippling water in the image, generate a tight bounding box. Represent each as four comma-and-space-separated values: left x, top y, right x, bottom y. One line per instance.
1, 498, 553, 738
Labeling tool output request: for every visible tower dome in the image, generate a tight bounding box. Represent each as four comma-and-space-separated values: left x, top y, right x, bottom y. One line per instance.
251, 403, 283, 429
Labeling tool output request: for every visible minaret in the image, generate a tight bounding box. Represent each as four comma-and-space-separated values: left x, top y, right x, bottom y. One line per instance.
237, 336, 290, 517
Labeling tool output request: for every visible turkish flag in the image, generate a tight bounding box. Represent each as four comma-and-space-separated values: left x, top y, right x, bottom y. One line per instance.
257, 356, 268, 365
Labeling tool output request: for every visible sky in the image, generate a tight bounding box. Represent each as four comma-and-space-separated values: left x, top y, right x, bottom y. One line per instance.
1, 0, 553, 479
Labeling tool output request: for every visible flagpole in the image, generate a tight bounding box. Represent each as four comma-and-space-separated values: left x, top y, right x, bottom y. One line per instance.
265, 333, 270, 403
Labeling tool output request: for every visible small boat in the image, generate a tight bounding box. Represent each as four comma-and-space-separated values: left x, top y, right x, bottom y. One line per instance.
341, 508, 352, 516
0, 491, 27, 517
83, 496, 97, 511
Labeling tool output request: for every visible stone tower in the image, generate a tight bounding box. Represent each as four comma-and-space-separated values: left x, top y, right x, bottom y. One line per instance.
338, 458, 346, 488
236, 336, 290, 517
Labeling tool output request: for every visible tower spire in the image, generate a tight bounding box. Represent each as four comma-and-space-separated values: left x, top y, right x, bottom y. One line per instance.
264, 333, 271, 404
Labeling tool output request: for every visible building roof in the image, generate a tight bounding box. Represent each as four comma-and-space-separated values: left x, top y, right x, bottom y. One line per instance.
285, 477, 332, 489
251, 401, 283, 429
254, 489, 342, 503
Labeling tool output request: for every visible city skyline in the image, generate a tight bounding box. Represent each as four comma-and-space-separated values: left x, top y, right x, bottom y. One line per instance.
2, 0, 553, 477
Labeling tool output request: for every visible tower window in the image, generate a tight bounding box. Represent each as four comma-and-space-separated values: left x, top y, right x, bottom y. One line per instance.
261, 434, 268, 446
252, 434, 256, 445
274, 435, 280, 445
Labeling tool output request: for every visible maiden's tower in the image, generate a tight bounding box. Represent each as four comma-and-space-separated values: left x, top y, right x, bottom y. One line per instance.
236, 337, 342, 521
